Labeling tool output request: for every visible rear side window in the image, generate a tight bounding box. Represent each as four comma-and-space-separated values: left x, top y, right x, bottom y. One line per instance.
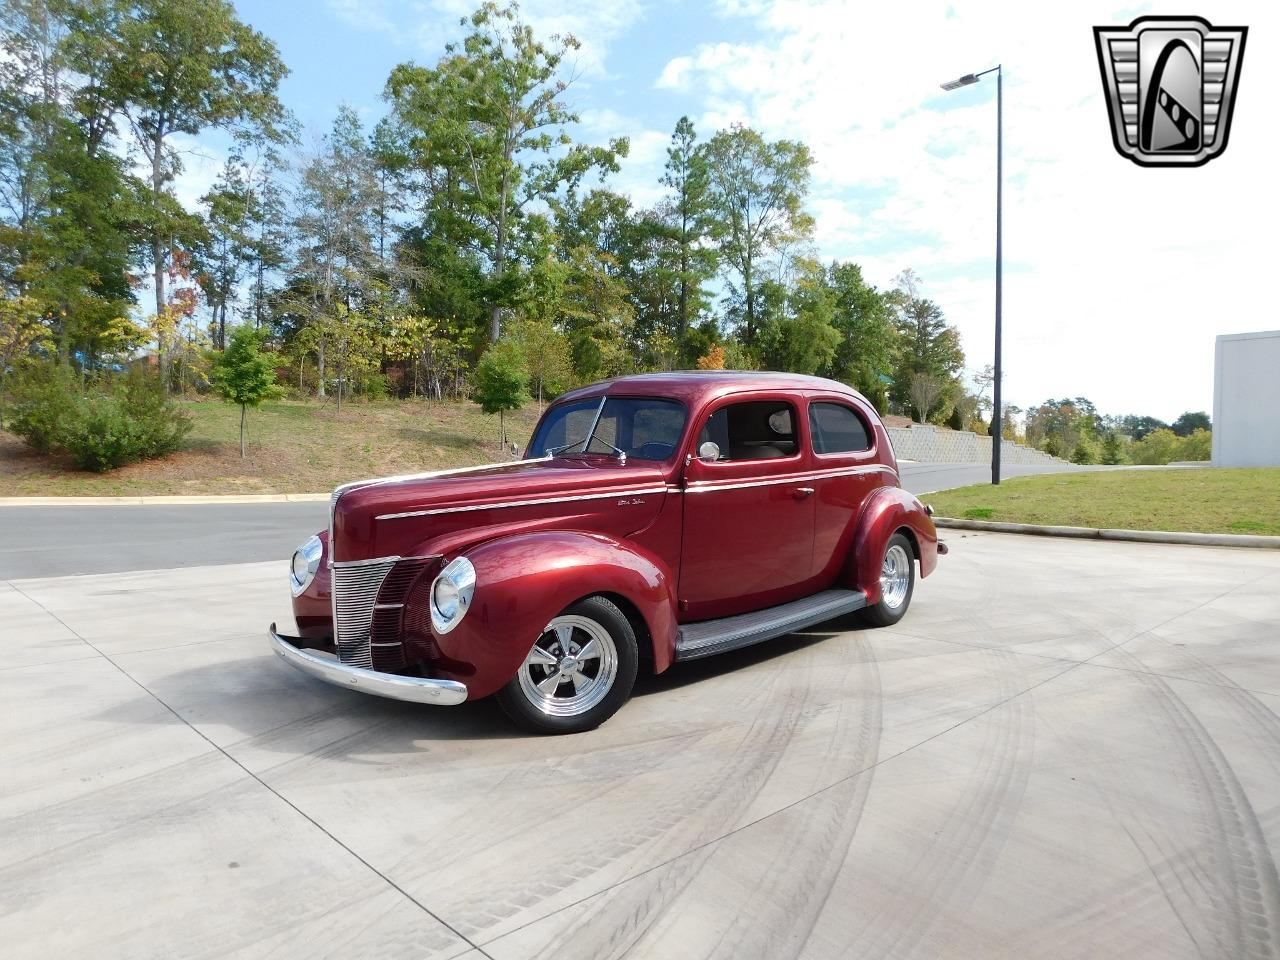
809, 402, 871, 454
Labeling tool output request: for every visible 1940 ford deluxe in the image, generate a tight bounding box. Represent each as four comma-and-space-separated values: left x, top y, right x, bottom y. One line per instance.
270, 371, 944, 733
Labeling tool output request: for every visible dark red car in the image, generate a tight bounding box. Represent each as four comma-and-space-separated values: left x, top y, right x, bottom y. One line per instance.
271, 371, 943, 733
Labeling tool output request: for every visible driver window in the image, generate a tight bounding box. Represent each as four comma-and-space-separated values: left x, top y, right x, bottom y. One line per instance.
698, 400, 799, 462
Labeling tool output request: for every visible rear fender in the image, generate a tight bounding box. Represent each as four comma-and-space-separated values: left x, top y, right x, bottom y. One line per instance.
848, 487, 939, 604
426, 530, 678, 699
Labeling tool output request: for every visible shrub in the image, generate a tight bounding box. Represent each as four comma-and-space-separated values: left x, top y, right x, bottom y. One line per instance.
1180, 427, 1212, 461
7, 363, 78, 453
61, 371, 191, 472
1071, 435, 1100, 464
7, 363, 190, 471
1101, 431, 1129, 465
1129, 426, 1212, 465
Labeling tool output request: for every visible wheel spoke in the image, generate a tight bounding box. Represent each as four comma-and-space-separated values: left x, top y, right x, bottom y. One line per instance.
553, 623, 575, 653
576, 637, 600, 662
528, 645, 558, 667
536, 672, 563, 697
571, 669, 594, 693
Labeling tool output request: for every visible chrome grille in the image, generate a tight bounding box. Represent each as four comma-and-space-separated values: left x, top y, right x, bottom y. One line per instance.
331, 559, 398, 668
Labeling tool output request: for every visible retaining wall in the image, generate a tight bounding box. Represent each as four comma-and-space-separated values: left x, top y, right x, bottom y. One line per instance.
887, 424, 1068, 466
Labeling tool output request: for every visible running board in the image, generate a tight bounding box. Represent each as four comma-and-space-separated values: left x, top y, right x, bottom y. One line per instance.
675, 589, 868, 661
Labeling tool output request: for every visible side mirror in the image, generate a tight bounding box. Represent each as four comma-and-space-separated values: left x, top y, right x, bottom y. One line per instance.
698, 441, 721, 462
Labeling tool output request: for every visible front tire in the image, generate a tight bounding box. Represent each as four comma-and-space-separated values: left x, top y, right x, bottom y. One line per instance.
496, 596, 638, 734
861, 532, 915, 627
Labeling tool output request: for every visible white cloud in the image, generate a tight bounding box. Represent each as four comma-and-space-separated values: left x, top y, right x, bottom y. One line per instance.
659, 0, 1278, 420
325, 0, 645, 79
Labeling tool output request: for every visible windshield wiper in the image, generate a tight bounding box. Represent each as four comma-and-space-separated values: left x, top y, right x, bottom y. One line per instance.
543, 396, 625, 462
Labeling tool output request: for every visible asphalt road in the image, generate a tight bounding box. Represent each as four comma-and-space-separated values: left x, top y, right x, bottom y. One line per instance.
5, 532, 1278, 959
0, 461, 1093, 579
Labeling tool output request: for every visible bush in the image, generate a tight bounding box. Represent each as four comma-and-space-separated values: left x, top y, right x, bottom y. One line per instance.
1071, 435, 1100, 464
1101, 431, 1129, 465
7, 364, 190, 471
7, 364, 79, 453
1130, 426, 1212, 465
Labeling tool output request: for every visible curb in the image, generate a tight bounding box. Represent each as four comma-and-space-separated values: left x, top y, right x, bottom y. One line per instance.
935, 517, 1280, 550
0, 493, 330, 506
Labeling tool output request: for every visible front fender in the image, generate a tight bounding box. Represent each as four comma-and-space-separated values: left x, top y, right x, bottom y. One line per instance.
425, 530, 679, 699
848, 487, 939, 604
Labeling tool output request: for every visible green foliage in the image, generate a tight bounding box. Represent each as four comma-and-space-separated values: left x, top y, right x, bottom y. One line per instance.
7, 363, 78, 453
1171, 411, 1211, 437
212, 325, 283, 456
8, 364, 190, 470
888, 270, 964, 417
212, 326, 280, 407
61, 370, 192, 471
1101, 431, 1129, 465
1071, 434, 1100, 464
703, 125, 813, 344
1130, 427, 1212, 465
472, 338, 529, 446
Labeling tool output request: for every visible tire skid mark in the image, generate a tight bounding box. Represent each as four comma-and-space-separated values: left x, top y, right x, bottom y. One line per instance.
847, 646, 1036, 959
521, 637, 870, 959
450, 664, 810, 942
708, 638, 883, 960
1092, 644, 1280, 960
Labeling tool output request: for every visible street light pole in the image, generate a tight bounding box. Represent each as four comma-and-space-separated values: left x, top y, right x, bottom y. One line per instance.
940, 64, 1003, 484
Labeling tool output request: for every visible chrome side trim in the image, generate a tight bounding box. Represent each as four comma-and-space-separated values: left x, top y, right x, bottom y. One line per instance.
269, 624, 468, 706
376, 485, 673, 521
685, 464, 896, 493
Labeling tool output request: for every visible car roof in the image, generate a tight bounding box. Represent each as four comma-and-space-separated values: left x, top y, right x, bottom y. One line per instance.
555, 370, 868, 408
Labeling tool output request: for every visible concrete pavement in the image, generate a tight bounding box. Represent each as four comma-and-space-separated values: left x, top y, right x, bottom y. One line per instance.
0, 462, 1093, 579
3, 532, 1279, 959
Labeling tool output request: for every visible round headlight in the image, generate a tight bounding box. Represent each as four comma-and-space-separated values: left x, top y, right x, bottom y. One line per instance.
289, 535, 323, 596
429, 556, 476, 634
433, 577, 460, 619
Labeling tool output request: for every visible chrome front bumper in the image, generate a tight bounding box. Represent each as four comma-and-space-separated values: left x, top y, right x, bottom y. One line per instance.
268, 624, 468, 706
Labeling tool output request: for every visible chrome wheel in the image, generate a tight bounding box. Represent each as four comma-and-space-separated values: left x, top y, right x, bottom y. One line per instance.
880, 543, 912, 611
517, 615, 619, 718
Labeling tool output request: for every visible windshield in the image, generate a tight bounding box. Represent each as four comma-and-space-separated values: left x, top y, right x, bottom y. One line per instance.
528, 397, 688, 462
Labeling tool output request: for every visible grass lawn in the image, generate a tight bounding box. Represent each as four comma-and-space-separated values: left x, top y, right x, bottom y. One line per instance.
928, 468, 1280, 536
0, 398, 543, 497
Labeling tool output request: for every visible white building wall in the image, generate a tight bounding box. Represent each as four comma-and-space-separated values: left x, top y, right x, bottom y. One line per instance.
1213, 330, 1280, 467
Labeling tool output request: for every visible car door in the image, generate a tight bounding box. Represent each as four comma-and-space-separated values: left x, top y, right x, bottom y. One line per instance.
679, 394, 817, 621
807, 395, 891, 583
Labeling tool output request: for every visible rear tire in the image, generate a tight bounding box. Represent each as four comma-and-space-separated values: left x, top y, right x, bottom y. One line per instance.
861, 532, 915, 627
497, 596, 638, 735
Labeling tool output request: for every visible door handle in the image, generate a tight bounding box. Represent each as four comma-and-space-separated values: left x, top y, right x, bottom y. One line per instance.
793, 487, 815, 499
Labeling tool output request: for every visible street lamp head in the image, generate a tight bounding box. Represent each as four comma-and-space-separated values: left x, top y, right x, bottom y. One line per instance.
940, 73, 980, 91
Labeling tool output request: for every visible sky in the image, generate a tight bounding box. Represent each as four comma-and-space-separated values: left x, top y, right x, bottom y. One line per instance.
198, 0, 1279, 422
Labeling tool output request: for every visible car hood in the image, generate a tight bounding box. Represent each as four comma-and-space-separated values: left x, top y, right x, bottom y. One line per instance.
330, 456, 672, 563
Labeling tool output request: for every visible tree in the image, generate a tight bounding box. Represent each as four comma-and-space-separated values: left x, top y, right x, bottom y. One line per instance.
908, 372, 944, 424
473, 337, 528, 448
0, 294, 43, 428
703, 125, 813, 344
756, 259, 840, 375
512, 318, 571, 408
696, 344, 725, 370
1171, 411, 1211, 437
824, 261, 896, 408
660, 116, 715, 345
111, 0, 287, 380
211, 325, 280, 457
385, 2, 626, 342
1101, 431, 1129, 465
889, 270, 964, 418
